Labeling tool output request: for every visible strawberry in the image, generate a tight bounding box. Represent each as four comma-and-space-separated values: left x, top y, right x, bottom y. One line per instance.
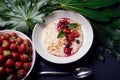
15, 61, 23, 69
0, 55, 5, 64
3, 50, 12, 58
17, 69, 26, 79
16, 37, 23, 45
28, 47, 33, 53
9, 36, 17, 43
2, 40, 10, 50
71, 30, 79, 38
0, 47, 3, 55
23, 62, 31, 71
6, 68, 13, 74
12, 52, 19, 61
0, 66, 5, 74
23, 39, 31, 46
28, 54, 32, 62
0, 36, 5, 41
20, 54, 28, 62
18, 43, 27, 53
4, 33, 10, 40
63, 28, 71, 34
10, 43, 17, 51
11, 32, 18, 38
5, 59, 15, 68
7, 74, 18, 80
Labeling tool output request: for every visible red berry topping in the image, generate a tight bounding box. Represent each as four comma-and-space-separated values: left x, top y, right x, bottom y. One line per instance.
64, 47, 73, 56
71, 30, 79, 38
57, 18, 70, 31
67, 34, 75, 41
63, 28, 71, 34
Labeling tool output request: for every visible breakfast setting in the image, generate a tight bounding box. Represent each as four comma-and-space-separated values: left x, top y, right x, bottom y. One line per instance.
0, 0, 120, 80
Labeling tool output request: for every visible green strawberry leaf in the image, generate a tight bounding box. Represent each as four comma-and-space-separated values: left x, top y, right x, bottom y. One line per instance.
68, 23, 78, 30
57, 30, 64, 38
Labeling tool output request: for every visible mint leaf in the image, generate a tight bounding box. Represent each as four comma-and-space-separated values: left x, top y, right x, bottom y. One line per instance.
68, 23, 78, 30
57, 30, 64, 38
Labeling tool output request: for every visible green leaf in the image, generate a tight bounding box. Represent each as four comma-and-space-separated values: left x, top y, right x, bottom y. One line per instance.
102, 8, 120, 18
63, 6, 110, 22
111, 19, 120, 29
0, 0, 49, 33
57, 30, 64, 38
58, 0, 119, 9
68, 23, 78, 30
81, 0, 119, 9
93, 24, 113, 49
101, 26, 120, 40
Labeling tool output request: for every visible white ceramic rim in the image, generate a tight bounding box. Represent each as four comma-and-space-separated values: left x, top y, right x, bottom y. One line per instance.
32, 10, 93, 64
0, 30, 36, 80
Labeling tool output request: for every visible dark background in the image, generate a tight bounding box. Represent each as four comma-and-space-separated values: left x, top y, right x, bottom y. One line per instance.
25, 31, 120, 80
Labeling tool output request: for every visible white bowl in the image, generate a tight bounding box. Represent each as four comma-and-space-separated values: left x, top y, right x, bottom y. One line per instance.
32, 10, 93, 64
0, 30, 36, 80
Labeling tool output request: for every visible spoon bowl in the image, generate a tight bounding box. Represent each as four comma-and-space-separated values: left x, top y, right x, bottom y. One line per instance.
39, 67, 92, 79
72, 67, 92, 78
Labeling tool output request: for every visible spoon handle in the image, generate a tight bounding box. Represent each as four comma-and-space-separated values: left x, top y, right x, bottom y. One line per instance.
39, 71, 69, 75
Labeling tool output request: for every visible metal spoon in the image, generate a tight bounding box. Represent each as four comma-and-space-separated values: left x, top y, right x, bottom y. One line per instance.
39, 67, 92, 78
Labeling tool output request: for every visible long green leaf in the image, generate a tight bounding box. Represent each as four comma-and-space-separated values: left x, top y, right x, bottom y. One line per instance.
58, 0, 119, 9
81, 0, 119, 9
93, 26, 113, 49
62, 6, 110, 22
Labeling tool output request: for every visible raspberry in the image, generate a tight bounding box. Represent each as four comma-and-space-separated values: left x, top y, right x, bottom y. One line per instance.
71, 30, 79, 38
64, 47, 73, 55
67, 34, 75, 41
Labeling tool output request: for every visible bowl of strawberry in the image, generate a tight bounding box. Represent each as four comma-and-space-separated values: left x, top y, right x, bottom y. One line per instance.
0, 30, 36, 80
